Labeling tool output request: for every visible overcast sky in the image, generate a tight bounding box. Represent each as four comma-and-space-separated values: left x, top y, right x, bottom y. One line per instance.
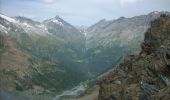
0, 0, 170, 26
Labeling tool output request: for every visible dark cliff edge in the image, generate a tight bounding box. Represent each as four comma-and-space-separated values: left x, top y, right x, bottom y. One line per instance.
98, 14, 170, 100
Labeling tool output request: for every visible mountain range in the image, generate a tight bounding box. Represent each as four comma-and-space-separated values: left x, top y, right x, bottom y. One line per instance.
0, 11, 170, 99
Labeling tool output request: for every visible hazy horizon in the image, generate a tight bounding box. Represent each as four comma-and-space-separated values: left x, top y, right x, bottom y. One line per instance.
1, 0, 170, 26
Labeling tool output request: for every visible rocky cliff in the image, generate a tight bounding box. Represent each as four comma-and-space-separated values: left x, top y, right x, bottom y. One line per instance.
98, 14, 170, 100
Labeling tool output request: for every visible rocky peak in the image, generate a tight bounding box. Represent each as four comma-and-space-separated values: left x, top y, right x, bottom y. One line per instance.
43, 15, 64, 26
54, 15, 60, 19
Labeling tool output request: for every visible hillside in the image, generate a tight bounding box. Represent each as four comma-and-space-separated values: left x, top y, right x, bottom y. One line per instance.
0, 14, 86, 100
85, 11, 170, 75
98, 14, 170, 100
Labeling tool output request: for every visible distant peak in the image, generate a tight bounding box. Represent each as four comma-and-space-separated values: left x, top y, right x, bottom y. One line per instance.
118, 16, 125, 20
46, 16, 63, 26
55, 15, 60, 19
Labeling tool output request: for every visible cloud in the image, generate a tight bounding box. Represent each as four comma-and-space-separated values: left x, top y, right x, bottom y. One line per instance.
41, 0, 55, 3
120, 0, 141, 5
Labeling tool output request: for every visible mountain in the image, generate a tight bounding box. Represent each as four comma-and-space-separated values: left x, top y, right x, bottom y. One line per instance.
85, 11, 170, 75
0, 14, 87, 99
98, 14, 170, 100
0, 14, 87, 73
42, 16, 86, 72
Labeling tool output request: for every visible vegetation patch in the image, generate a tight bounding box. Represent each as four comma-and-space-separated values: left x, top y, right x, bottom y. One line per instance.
32, 71, 83, 93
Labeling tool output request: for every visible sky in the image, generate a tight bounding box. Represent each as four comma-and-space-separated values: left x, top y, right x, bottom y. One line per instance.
0, 0, 170, 26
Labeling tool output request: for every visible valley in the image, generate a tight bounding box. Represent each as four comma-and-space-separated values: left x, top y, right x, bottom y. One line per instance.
0, 11, 170, 100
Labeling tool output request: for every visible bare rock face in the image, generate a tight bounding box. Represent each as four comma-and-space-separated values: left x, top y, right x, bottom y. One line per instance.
98, 15, 170, 100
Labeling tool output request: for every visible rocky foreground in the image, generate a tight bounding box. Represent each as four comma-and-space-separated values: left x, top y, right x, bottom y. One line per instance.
98, 14, 170, 100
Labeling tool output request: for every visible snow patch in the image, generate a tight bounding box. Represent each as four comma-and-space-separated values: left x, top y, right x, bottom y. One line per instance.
21, 22, 49, 35
36, 24, 48, 31
0, 14, 17, 23
0, 24, 6, 29
22, 22, 33, 28
0, 14, 50, 35
52, 19, 63, 26
0, 24, 8, 34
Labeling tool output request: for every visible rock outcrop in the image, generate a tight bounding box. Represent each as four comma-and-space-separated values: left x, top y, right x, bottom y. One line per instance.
98, 14, 170, 100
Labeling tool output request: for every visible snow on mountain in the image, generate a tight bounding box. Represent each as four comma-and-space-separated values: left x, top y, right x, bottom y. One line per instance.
52, 19, 63, 26
43, 15, 64, 26
0, 14, 17, 23
0, 14, 83, 40
22, 22, 33, 28
0, 14, 50, 35
36, 24, 48, 31
52, 16, 63, 26
0, 24, 8, 34
19, 21, 49, 35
